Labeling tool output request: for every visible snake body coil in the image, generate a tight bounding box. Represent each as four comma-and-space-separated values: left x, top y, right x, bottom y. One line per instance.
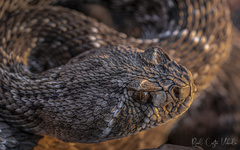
0, 0, 231, 149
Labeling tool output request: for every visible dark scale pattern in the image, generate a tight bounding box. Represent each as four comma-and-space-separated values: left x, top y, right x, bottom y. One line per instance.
0, 0, 232, 150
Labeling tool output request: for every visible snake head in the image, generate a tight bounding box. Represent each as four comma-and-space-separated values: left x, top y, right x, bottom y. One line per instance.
94, 46, 196, 141
126, 47, 195, 123
127, 47, 196, 117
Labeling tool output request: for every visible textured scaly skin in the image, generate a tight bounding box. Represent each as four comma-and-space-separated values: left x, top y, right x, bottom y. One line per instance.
0, 0, 231, 149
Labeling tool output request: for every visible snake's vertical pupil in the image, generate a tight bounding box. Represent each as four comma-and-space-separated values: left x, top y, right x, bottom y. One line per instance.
132, 91, 150, 103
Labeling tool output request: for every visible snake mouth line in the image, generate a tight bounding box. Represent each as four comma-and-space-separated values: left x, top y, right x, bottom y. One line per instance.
151, 96, 193, 124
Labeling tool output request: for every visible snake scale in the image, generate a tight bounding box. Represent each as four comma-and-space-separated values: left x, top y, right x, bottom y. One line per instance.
0, 0, 232, 150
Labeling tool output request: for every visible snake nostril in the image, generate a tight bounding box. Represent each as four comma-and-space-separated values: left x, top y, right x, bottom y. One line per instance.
173, 87, 180, 99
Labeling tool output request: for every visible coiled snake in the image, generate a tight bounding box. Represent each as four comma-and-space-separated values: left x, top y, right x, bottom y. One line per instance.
0, 0, 231, 150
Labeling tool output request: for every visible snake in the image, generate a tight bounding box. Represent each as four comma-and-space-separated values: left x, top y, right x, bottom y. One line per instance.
0, 0, 231, 150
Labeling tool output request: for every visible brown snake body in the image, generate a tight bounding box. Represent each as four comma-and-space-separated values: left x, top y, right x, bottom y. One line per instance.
0, 0, 232, 149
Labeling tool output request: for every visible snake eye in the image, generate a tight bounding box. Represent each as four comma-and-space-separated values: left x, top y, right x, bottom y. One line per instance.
132, 91, 150, 103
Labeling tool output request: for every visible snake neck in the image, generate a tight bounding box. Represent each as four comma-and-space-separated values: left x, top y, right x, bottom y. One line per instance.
0, 47, 58, 134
